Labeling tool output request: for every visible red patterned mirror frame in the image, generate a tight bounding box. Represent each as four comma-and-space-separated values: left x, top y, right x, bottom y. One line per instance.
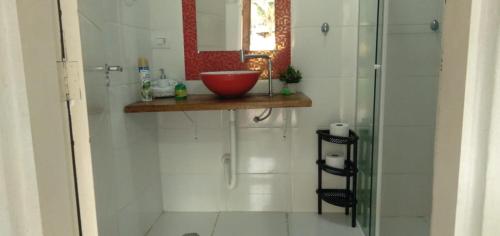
182, 0, 291, 80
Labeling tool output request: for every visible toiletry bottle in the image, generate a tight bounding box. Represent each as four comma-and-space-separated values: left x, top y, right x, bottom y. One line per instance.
138, 57, 153, 101
175, 83, 187, 100
141, 80, 153, 102
138, 57, 150, 80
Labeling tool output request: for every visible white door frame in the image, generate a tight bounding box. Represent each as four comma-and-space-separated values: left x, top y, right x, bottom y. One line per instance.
431, 0, 500, 235
1, 0, 98, 235
453, 0, 500, 234
57, 0, 99, 235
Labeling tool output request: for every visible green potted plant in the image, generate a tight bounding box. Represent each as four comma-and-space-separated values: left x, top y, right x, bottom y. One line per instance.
279, 65, 302, 95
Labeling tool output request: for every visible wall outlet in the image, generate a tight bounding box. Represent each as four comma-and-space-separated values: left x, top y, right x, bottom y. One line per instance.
152, 32, 170, 49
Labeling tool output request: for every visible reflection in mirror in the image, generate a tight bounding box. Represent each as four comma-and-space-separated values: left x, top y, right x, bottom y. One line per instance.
195, 0, 276, 52
243, 0, 276, 51
185, 0, 288, 80
196, 0, 242, 51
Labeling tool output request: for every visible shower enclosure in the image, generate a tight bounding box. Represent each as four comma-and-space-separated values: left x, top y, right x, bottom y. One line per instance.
377, 0, 442, 234
77, 0, 163, 235
356, 0, 443, 235
355, 0, 384, 235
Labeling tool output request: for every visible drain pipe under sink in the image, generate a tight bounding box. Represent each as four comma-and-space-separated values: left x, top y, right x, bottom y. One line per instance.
222, 109, 238, 189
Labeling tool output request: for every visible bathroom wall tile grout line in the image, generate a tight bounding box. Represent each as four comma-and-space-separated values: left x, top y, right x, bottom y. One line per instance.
143, 212, 164, 236
285, 213, 291, 236
210, 212, 221, 236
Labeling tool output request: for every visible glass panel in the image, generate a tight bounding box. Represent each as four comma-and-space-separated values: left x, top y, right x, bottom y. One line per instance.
78, 0, 163, 235
77, 2, 116, 234
356, 0, 383, 235
377, 0, 442, 235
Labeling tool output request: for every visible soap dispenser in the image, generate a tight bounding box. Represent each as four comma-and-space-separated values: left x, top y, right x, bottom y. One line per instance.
157, 68, 169, 88
152, 68, 177, 98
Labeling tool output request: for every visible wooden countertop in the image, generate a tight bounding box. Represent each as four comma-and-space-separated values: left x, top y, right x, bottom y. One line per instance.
124, 93, 312, 113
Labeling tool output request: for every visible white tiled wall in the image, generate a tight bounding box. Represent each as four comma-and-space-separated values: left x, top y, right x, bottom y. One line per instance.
379, 0, 442, 235
196, 0, 227, 51
79, 0, 163, 235
152, 0, 360, 212
149, 0, 186, 80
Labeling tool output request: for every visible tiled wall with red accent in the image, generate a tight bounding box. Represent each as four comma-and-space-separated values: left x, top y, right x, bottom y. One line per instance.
157, 0, 361, 214
182, 0, 291, 80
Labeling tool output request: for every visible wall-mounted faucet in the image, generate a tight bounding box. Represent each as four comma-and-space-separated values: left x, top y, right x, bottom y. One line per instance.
239, 50, 273, 97
239, 50, 274, 123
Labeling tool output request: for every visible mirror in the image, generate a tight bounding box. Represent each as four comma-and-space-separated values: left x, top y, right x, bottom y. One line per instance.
196, 0, 276, 52
183, 0, 290, 80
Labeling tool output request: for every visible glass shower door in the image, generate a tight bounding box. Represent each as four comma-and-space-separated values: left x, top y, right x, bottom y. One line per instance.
78, 2, 117, 235
356, 0, 384, 235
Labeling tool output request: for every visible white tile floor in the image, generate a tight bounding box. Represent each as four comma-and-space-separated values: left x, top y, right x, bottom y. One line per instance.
146, 212, 365, 236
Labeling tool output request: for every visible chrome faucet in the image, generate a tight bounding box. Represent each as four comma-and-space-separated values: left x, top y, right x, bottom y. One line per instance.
240, 50, 274, 123
240, 50, 273, 97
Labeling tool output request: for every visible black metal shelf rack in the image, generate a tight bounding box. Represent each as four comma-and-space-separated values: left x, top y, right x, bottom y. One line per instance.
316, 129, 359, 227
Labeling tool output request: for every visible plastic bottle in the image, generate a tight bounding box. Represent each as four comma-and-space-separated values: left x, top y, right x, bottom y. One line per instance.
138, 57, 152, 101
138, 57, 150, 80
157, 68, 168, 88
175, 83, 187, 100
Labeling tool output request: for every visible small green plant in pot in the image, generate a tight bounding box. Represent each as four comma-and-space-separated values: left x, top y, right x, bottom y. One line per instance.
279, 65, 302, 95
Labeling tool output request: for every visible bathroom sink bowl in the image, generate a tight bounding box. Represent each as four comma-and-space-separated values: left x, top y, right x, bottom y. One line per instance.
200, 70, 261, 97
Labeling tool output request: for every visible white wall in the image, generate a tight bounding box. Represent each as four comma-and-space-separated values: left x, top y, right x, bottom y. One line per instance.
378, 0, 443, 235
289, 0, 359, 212
429, 0, 471, 235
152, 0, 359, 213
196, 0, 226, 51
150, 0, 186, 81
0, 1, 45, 235
78, 0, 163, 235
16, 0, 80, 235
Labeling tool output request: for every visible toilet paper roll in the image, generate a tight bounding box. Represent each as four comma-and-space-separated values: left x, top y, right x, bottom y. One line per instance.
330, 123, 350, 137
325, 153, 345, 169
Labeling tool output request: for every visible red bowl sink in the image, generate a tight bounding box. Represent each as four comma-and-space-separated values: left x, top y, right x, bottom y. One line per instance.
200, 71, 261, 97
